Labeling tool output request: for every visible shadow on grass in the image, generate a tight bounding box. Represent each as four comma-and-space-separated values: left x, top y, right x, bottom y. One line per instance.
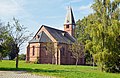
0, 67, 71, 73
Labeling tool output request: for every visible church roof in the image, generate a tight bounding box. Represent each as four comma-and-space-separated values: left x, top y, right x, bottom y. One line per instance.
29, 31, 52, 43
64, 6, 75, 25
29, 25, 76, 44
44, 26, 76, 43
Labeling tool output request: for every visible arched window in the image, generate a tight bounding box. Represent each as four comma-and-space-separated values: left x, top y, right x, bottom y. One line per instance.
32, 46, 35, 56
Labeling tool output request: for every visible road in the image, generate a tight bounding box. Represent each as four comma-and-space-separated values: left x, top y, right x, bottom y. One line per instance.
0, 71, 54, 78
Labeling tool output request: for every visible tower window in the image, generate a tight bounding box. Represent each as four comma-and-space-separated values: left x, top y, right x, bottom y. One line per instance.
66, 25, 69, 28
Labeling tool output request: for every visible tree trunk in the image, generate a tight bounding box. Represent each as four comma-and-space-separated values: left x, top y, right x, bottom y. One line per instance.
16, 53, 18, 68
93, 61, 95, 68
52, 56, 54, 64
15, 44, 19, 68
76, 59, 78, 66
92, 58, 95, 70
0, 53, 2, 62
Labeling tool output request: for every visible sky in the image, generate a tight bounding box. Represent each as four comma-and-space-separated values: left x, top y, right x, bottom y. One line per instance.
0, 0, 94, 54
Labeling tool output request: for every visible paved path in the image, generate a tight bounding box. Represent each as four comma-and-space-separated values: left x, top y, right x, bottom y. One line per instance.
0, 71, 54, 78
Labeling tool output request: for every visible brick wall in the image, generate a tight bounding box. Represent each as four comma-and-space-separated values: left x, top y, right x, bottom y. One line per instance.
26, 42, 85, 65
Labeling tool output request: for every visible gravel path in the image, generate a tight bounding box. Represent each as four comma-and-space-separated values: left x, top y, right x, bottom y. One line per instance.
0, 71, 54, 78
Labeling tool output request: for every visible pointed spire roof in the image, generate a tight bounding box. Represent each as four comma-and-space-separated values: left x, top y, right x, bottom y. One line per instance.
64, 6, 75, 25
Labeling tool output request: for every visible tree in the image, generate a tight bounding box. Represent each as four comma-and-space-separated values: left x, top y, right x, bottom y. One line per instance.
85, 0, 120, 72
7, 18, 32, 68
19, 54, 26, 60
0, 45, 3, 61
69, 41, 84, 66
9, 46, 16, 60
0, 21, 6, 60
84, 51, 93, 65
75, 19, 86, 43
0, 20, 13, 61
75, 16, 93, 65
46, 42, 56, 64
75, 0, 120, 72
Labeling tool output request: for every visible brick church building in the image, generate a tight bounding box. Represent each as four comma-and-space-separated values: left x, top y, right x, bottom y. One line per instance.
26, 7, 85, 65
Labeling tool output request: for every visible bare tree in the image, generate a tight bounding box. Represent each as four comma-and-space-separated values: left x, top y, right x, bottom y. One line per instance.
46, 42, 56, 64
7, 18, 32, 68
69, 41, 84, 66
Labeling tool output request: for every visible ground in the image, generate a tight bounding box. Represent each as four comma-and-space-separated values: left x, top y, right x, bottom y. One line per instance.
0, 71, 52, 78
0, 60, 120, 78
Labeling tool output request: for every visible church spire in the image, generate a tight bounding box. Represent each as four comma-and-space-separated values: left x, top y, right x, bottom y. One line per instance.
64, 6, 76, 37
64, 6, 75, 25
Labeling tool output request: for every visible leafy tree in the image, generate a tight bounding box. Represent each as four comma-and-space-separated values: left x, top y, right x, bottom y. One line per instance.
85, 0, 120, 72
0, 45, 3, 61
9, 47, 16, 60
75, 18, 91, 43
19, 54, 26, 60
7, 18, 32, 68
0, 20, 13, 61
8, 41, 18, 60
69, 41, 84, 65
75, 0, 120, 72
84, 51, 93, 65
75, 16, 93, 65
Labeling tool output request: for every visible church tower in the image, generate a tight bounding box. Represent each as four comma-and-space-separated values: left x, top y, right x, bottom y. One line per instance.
64, 6, 76, 37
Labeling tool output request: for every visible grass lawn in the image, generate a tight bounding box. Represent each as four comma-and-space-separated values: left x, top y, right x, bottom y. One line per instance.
0, 60, 120, 78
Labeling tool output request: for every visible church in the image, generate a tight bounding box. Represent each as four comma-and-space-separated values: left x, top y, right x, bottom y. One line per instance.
26, 7, 85, 65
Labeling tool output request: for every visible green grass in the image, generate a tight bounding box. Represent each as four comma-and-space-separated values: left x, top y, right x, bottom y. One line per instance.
0, 60, 120, 78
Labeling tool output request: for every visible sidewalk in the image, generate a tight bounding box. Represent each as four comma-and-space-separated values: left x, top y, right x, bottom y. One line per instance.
0, 71, 53, 78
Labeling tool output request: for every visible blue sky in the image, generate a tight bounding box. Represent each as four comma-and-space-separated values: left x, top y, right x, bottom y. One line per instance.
0, 0, 94, 54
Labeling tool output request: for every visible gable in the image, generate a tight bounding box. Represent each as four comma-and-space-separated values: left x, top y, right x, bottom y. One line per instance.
29, 25, 57, 43
38, 31, 52, 42
29, 31, 53, 43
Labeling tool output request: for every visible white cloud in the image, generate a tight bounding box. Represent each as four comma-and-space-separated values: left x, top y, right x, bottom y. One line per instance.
0, 0, 38, 54
0, 0, 24, 16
